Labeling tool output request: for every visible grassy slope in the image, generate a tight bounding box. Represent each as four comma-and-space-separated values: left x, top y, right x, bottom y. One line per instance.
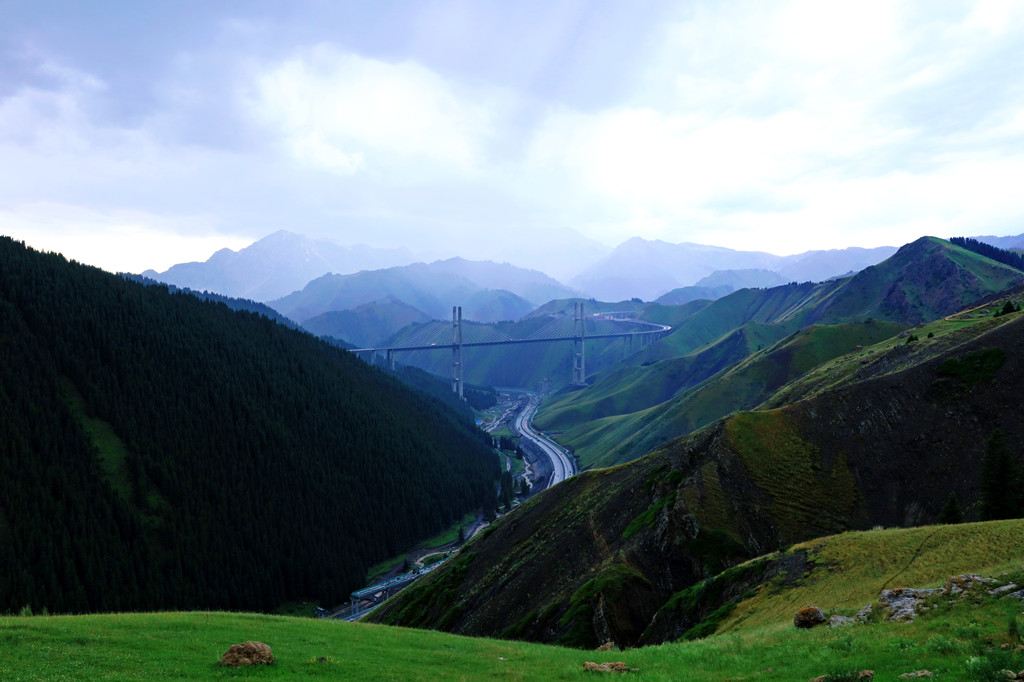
537, 239, 1024, 468
542, 320, 904, 469
537, 320, 792, 432
724, 519, 1024, 633
3, 521, 1022, 681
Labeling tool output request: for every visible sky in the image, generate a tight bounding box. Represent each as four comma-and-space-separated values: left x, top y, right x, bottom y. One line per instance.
2, 0, 1024, 275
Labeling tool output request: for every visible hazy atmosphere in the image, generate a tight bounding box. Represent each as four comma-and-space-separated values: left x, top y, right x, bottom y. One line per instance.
3, 0, 1024, 274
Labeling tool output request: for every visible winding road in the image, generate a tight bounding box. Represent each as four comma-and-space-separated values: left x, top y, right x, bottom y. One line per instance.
513, 393, 576, 487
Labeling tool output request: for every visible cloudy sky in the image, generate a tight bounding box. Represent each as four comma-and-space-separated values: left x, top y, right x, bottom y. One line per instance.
2, 0, 1024, 275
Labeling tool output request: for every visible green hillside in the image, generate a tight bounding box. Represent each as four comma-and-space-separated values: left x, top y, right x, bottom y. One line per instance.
372, 307, 1024, 648
536, 237, 1024, 467
301, 296, 432, 347
0, 237, 500, 615
544, 320, 905, 468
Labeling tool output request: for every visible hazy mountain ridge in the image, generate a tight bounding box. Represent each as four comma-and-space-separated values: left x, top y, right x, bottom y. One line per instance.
142, 230, 419, 301
269, 259, 576, 339
301, 297, 433, 348
570, 237, 899, 301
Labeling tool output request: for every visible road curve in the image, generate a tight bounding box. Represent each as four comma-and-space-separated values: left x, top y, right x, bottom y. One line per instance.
514, 393, 576, 488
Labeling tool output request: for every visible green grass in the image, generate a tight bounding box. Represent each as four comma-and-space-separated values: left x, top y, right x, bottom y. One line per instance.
3, 522, 1024, 680
721, 519, 1024, 632
3, 579, 1023, 681
59, 376, 133, 501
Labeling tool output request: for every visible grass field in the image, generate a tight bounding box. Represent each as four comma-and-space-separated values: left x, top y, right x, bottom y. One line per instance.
3, 521, 1023, 680
2, 591, 1020, 680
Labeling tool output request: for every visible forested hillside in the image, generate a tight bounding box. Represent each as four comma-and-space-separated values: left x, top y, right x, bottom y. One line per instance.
0, 237, 499, 615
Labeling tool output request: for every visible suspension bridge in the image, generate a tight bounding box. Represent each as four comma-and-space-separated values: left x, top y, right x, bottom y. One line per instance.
352, 303, 672, 396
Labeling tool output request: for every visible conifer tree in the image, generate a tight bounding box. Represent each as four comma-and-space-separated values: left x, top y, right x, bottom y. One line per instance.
979, 429, 1020, 521
938, 492, 963, 524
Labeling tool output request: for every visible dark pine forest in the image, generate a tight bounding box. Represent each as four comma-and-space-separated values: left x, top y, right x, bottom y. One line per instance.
0, 237, 499, 614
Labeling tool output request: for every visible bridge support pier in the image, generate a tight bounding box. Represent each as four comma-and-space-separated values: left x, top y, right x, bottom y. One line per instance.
452, 306, 464, 399
572, 302, 586, 386
386, 349, 395, 371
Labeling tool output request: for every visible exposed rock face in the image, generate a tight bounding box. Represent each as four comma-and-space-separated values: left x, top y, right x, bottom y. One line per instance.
219, 641, 274, 667
828, 614, 856, 627
880, 587, 932, 622
793, 606, 826, 629
874, 574, 1001, 622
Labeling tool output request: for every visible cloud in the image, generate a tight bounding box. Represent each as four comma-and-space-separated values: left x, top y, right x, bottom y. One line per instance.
4, 0, 1024, 274
1, 202, 249, 273
518, 0, 1024, 252
246, 45, 501, 176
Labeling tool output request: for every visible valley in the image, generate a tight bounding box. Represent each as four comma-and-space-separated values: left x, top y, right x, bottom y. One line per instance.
4, 231, 1024, 680
8, 5, 1024, 677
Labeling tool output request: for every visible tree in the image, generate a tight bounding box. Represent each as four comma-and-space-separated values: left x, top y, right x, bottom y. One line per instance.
979, 429, 1020, 521
996, 300, 1019, 317
938, 492, 962, 524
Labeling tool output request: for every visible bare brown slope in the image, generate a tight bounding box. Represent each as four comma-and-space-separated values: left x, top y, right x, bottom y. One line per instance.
372, 312, 1024, 648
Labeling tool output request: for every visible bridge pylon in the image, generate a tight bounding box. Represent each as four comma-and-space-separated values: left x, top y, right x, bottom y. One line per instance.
452, 306, 464, 400
572, 302, 586, 386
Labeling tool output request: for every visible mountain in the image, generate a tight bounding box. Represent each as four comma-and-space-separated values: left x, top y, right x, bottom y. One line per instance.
655, 269, 786, 306
301, 296, 433, 348
536, 237, 1024, 467
0, 237, 499, 615
426, 257, 579, 306
482, 226, 612, 283
269, 258, 576, 326
973, 231, 1024, 251
570, 238, 780, 302
775, 245, 898, 282
141, 230, 418, 301
570, 237, 897, 301
371, 292, 1024, 648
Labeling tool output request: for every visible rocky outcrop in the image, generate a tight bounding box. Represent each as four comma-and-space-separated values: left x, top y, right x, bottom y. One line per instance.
875, 575, 999, 622
793, 606, 826, 629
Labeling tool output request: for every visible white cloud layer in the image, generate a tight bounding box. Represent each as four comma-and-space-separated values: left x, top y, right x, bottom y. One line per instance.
248, 45, 500, 176
1, 0, 1024, 273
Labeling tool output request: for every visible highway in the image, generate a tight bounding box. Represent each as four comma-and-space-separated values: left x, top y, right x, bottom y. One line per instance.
513, 393, 576, 487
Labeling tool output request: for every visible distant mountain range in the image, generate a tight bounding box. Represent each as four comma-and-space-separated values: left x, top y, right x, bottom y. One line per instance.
269, 258, 576, 330
143, 230, 1024, 347
142, 230, 419, 301
570, 237, 900, 301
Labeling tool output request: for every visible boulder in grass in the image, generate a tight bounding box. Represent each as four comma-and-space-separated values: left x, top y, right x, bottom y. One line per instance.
829, 614, 856, 628
793, 606, 826, 629
220, 641, 274, 667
